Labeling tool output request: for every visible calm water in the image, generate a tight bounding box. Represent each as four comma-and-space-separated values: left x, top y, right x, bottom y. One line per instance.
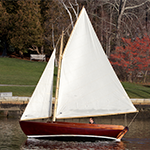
0, 117, 150, 150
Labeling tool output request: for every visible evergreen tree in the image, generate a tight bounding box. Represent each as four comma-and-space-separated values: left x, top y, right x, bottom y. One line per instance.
0, 2, 10, 56
8, 0, 43, 54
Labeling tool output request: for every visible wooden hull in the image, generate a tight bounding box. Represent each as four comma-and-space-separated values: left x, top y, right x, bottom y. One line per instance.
19, 121, 128, 141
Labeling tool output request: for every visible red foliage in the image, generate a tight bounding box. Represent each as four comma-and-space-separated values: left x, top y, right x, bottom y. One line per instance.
110, 34, 150, 78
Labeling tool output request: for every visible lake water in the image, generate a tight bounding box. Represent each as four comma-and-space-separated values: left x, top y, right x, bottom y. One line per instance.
0, 115, 150, 150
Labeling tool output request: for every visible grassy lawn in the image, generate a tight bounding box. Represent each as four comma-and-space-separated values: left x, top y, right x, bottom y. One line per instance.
0, 57, 56, 96
122, 82, 150, 98
0, 57, 46, 85
0, 57, 150, 98
0, 86, 35, 97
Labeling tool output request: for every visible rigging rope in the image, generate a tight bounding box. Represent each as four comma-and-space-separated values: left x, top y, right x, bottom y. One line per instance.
128, 111, 139, 127
125, 113, 127, 126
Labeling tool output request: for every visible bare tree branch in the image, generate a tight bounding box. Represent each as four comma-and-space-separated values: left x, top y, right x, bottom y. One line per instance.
52, 24, 55, 49
61, 0, 74, 29
69, 0, 78, 19
125, 1, 149, 11
29, 45, 40, 54
89, 12, 116, 27
74, 0, 79, 17
124, 12, 143, 34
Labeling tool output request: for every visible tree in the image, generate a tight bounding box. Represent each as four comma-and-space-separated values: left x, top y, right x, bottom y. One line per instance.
41, 0, 78, 56
81, 0, 150, 57
114, 0, 149, 47
1, 0, 150, 59
60, 0, 79, 29
41, 0, 64, 54
110, 34, 150, 82
0, 1, 10, 56
2, 0, 19, 14
8, 0, 44, 55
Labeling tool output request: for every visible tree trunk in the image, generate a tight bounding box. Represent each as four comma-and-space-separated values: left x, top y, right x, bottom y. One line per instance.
116, 0, 127, 47
100, 5, 104, 43
29, 45, 40, 54
106, 6, 113, 58
143, 70, 148, 83
2, 41, 7, 57
19, 51, 23, 59
128, 71, 132, 83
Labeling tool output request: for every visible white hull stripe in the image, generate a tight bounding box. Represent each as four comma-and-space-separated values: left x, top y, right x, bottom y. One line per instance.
27, 134, 120, 141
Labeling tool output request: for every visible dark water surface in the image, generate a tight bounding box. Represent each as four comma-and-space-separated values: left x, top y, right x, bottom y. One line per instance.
0, 117, 150, 150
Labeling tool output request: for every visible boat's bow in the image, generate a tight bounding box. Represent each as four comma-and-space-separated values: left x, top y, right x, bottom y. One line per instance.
116, 126, 129, 140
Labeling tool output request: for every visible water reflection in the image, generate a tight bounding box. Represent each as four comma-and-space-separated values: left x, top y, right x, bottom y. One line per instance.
0, 118, 26, 150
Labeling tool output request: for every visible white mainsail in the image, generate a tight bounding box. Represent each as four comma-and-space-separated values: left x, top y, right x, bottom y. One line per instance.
56, 8, 137, 119
21, 49, 56, 121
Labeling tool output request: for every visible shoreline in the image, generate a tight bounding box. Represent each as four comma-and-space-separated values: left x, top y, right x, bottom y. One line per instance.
1, 96, 150, 105
0, 97, 150, 118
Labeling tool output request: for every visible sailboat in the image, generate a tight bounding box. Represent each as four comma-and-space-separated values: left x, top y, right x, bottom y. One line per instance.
19, 7, 137, 141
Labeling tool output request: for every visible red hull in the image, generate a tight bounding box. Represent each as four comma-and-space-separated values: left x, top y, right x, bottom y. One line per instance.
19, 121, 128, 141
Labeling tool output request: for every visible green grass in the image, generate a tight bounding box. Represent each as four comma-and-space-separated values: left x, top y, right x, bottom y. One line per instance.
0, 86, 35, 97
122, 82, 150, 98
0, 57, 46, 96
0, 57, 150, 98
0, 57, 46, 85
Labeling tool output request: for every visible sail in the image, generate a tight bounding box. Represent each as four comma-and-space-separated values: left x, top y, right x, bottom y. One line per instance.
56, 8, 137, 119
21, 49, 56, 120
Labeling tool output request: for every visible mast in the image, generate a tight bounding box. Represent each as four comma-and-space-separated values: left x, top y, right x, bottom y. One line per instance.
53, 31, 64, 122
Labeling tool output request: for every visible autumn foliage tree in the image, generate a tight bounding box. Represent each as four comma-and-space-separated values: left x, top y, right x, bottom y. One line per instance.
110, 34, 150, 83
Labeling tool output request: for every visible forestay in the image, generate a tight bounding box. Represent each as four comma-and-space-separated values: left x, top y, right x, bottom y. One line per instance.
21, 49, 56, 121
56, 8, 137, 119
